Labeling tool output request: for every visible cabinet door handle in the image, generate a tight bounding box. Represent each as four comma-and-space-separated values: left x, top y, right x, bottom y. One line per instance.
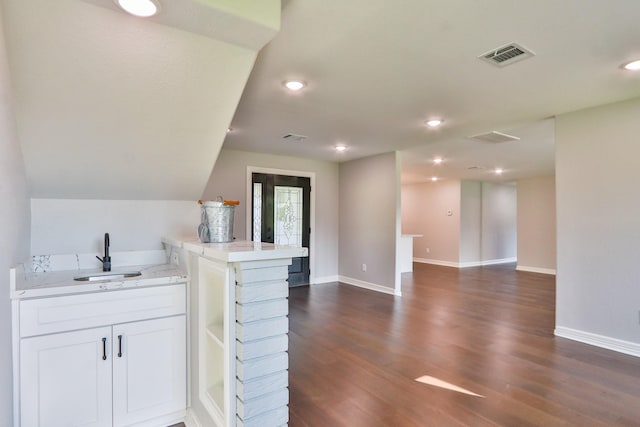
102, 337, 107, 361
117, 335, 123, 358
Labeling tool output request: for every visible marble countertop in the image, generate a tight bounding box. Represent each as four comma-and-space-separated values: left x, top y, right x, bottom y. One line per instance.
163, 237, 308, 263
11, 262, 188, 300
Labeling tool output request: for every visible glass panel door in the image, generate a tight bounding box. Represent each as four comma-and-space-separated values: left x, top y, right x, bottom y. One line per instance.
274, 186, 303, 247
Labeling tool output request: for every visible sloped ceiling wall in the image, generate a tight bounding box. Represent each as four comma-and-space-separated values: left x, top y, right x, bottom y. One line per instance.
1, 0, 279, 200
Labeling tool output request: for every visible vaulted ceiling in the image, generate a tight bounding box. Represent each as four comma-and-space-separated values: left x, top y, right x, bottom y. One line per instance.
2, 0, 279, 200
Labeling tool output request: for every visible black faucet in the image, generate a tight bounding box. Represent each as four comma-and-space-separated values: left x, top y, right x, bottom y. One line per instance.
96, 233, 111, 272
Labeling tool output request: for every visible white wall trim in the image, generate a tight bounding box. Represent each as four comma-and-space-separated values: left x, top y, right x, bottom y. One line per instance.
555, 326, 640, 358
311, 275, 339, 284
414, 257, 460, 268
183, 409, 203, 427
460, 257, 517, 268
339, 275, 401, 296
414, 257, 517, 269
246, 166, 317, 284
516, 265, 557, 275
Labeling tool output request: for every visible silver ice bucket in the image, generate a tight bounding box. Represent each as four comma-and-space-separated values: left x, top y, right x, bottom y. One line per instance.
198, 200, 235, 243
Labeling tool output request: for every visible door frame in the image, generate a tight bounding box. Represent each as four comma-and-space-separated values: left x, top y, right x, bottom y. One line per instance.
246, 166, 316, 284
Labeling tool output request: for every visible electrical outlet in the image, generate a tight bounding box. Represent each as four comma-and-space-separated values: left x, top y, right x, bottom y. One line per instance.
447, 209, 453, 216
426, 247, 430, 254
362, 263, 367, 272
170, 251, 179, 265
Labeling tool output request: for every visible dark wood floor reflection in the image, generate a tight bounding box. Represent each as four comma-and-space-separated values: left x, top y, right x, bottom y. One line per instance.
288, 263, 640, 426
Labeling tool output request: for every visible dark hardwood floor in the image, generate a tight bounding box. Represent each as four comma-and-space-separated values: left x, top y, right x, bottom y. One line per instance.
288, 262, 640, 426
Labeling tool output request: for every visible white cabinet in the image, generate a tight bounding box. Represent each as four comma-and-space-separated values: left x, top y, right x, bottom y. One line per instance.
113, 316, 186, 426
20, 326, 113, 427
15, 284, 187, 427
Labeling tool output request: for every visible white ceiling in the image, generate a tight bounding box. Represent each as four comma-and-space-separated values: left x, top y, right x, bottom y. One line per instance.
224, 0, 640, 183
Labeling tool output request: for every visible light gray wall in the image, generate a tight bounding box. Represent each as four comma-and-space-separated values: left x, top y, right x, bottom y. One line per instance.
459, 180, 482, 263
517, 175, 556, 272
339, 152, 399, 290
481, 182, 517, 261
401, 180, 461, 263
556, 97, 640, 344
202, 149, 339, 281
30, 199, 200, 255
0, 9, 30, 423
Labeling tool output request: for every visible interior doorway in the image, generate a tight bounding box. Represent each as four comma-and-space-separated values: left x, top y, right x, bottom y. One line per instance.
248, 169, 313, 286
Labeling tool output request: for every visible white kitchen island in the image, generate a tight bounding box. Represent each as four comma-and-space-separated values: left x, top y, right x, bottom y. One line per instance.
163, 238, 307, 427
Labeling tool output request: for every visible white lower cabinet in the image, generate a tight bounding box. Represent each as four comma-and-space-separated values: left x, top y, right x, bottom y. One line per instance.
113, 316, 186, 426
20, 326, 113, 427
15, 285, 187, 427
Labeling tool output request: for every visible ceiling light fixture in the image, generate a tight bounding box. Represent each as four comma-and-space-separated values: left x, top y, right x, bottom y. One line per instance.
425, 119, 443, 128
433, 157, 443, 164
115, 0, 159, 17
431, 177, 438, 182
495, 168, 504, 175
622, 59, 640, 71
335, 144, 347, 152
284, 80, 306, 91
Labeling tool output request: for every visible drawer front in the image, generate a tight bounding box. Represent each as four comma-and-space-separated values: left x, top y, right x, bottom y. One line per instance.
20, 285, 186, 338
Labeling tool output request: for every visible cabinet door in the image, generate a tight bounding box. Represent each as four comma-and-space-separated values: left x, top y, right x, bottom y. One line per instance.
20, 327, 113, 427
112, 315, 186, 427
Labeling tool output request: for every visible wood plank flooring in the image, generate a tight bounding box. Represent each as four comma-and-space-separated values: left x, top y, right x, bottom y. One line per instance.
288, 262, 640, 426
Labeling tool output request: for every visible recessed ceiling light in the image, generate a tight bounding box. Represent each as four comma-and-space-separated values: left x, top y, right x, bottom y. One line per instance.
433, 157, 443, 164
495, 168, 504, 175
115, 0, 159, 17
622, 59, 640, 71
431, 176, 438, 182
425, 119, 443, 128
284, 80, 306, 91
335, 144, 347, 152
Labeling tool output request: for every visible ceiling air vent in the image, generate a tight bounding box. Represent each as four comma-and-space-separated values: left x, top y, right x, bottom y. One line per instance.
282, 133, 308, 142
469, 131, 520, 143
479, 42, 534, 67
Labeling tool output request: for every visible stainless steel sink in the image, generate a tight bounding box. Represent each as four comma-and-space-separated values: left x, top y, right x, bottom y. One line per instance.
74, 271, 142, 281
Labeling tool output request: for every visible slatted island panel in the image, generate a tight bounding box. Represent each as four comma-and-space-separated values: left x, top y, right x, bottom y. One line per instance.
163, 238, 307, 427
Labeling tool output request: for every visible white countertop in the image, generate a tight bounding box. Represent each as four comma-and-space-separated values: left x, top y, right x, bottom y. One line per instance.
11, 263, 187, 300
163, 237, 308, 263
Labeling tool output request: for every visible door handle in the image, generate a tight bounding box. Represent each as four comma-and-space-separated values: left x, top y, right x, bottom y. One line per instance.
102, 337, 107, 361
117, 335, 123, 358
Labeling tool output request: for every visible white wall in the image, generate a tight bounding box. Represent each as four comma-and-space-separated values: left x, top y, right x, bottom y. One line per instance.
517, 175, 556, 273
0, 9, 30, 423
402, 179, 516, 267
401, 180, 461, 263
459, 180, 482, 264
202, 149, 339, 281
31, 199, 200, 255
556, 97, 640, 348
339, 152, 400, 293
481, 182, 517, 262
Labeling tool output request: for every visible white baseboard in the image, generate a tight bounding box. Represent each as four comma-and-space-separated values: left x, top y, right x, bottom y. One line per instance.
555, 326, 640, 358
413, 258, 459, 268
414, 257, 517, 268
184, 409, 203, 427
338, 275, 400, 296
516, 265, 556, 275
311, 275, 339, 284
